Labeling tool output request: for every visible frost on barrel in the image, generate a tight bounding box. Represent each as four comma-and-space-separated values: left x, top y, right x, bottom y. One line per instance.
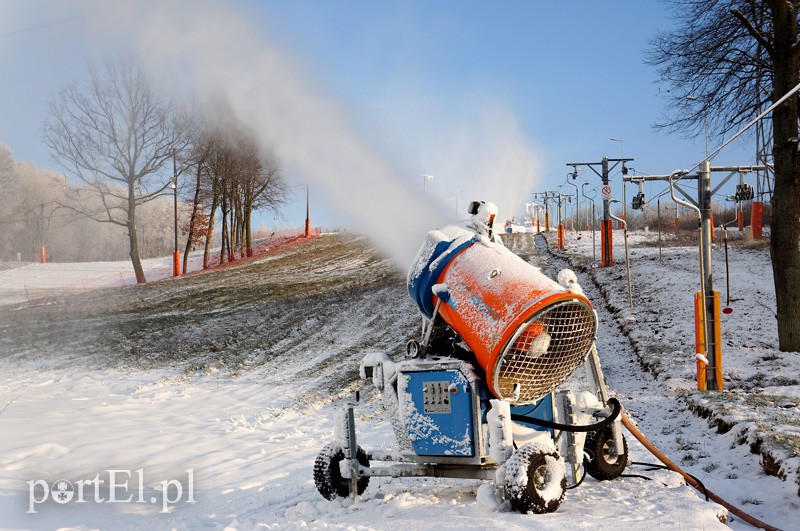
408, 225, 597, 404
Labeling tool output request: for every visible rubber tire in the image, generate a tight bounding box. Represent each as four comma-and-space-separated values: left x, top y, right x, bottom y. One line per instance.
313, 443, 370, 500
584, 427, 628, 481
503, 444, 566, 514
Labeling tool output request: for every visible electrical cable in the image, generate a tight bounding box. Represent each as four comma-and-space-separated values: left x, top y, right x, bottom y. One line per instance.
618, 473, 654, 481
0, 15, 83, 38
623, 461, 710, 500
566, 458, 588, 490
620, 413, 780, 530
631, 460, 670, 471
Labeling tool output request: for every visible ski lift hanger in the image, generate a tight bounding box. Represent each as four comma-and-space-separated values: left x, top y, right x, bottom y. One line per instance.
622, 165, 766, 209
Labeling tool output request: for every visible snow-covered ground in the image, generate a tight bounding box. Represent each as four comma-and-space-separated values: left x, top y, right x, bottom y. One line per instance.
0, 235, 307, 306
529, 227, 799, 528
0, 231, 796, 530
0, 256, 182, 305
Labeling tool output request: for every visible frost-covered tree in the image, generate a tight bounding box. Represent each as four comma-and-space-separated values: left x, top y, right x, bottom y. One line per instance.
43, 54, 185, 283
648, 1, 800, 352
0, 143, 179, 263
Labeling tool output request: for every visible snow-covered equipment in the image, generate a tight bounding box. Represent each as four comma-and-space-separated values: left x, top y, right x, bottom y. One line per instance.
407, 225, 596, 405
314, 221, 628, 514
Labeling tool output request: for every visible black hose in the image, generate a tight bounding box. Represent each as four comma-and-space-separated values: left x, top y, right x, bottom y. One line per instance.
566, 458, 589, 490
510, 397, 621, 433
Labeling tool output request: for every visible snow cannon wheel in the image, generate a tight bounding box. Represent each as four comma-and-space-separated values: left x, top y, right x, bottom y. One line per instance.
313, 443, 370, 500
503, 444, 566, 514
584, 427, 628, 481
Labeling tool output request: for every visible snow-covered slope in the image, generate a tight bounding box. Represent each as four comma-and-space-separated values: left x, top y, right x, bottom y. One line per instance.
527, 228, 799, 529
0, 232, 792, 529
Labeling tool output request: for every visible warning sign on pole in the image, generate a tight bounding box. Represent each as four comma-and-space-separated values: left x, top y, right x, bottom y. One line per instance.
601, 185, 612, 200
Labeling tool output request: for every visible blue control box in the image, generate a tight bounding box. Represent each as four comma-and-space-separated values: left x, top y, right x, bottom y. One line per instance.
400, 369, 475, 457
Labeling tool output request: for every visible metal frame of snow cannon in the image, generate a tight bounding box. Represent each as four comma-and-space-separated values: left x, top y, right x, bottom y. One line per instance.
314, 317, 627, 513
333, 354, 571, 514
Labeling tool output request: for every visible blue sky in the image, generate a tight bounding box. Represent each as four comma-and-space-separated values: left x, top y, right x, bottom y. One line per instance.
0, 1, 758, 232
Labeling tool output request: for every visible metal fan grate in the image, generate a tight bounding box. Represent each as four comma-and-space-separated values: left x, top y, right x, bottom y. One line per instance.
493, 300, 596, 404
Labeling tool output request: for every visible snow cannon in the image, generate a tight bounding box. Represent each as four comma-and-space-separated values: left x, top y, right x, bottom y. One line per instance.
407, 225, 597, 405
314, 214, 629, 514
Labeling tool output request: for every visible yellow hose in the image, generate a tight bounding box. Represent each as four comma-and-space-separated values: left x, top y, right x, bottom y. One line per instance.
620, 413, 781, 531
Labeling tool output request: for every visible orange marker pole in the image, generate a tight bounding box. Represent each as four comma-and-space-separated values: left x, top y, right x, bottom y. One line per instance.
694, 291, 707, 391
751, 201, 763, 239
600, 220, 614, 267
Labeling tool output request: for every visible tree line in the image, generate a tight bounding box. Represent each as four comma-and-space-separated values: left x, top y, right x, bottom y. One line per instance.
179, 122, 287, 273
20, 53, 289, 283
0, 143, 178, 263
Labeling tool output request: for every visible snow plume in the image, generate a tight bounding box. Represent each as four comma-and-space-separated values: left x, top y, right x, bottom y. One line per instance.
86, 1, 449, 269
417, 105, 542, 225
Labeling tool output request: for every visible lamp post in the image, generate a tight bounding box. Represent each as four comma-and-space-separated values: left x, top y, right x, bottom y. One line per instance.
172, 149, 180, 277
582, 182, 597, 262
610, 137, 624, 158
565, 171, 580, 231
422, 174, 433, 192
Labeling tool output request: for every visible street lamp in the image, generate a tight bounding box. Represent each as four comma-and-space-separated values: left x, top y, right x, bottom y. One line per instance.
422, 174, 433, 192
565, 171, 580, 231
582, 182, 597, 262
610, 137, 624, 159
172, 149, 180, 277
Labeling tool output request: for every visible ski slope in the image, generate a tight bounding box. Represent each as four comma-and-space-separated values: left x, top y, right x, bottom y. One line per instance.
0, 232, 795, 530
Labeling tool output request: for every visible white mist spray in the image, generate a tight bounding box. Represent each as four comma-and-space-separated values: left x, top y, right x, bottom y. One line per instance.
78, 0, 540, 267
420, 105, 541, 224
134, 2, 448, 268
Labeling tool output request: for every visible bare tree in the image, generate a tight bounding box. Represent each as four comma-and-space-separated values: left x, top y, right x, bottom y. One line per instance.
241, 149, 287, 256
190, 124, 288, 267
181, 141, 214, 274
43, 54, 185, 283
648, 1, 800, 352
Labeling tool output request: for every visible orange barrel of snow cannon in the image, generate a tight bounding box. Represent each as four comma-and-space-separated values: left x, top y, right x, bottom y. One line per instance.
408, 226, 597, 405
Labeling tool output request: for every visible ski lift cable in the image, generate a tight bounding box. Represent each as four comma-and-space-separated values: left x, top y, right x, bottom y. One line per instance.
667, 79, 800, 191
636, 81, 800, 210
